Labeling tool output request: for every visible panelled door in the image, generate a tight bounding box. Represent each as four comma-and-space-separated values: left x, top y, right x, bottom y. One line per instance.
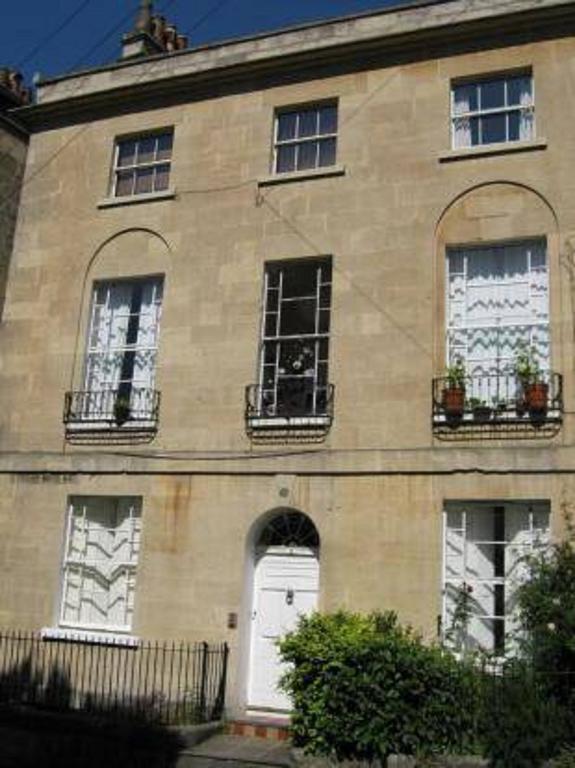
248, 548, 319, 711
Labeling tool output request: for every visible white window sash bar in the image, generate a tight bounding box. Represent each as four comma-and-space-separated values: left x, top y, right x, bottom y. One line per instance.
112, 134, 173, 196
275, 132, 338, 147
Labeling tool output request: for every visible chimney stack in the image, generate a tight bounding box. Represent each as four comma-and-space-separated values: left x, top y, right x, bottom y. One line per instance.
120, 0, 189, 61
0, 68, 30, 110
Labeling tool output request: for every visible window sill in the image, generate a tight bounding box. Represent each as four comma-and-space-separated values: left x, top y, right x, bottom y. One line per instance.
248, 415, 332, 429
439, 139, 547, 163
97, 189, 176, 208
65, 419, 157, 432
41, 626, 140, 647
257, 165, 346, 187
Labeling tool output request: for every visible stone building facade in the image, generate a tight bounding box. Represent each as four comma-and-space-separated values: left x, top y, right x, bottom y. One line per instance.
1, 0, 575, 716
0, 71, 28, 318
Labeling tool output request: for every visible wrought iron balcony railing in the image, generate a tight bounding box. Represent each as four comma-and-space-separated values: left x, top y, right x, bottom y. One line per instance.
245, 382, 335, 431
64, 388, 161, 435
432, 371, 563, 437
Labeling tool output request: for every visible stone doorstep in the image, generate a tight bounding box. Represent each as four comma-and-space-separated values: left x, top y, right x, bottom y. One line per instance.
169, 720, 224, 750
226, 718, 291, 742
183, 734, 293, 767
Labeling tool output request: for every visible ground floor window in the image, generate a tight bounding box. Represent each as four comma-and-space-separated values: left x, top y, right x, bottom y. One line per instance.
443, 501, 549, 655
59, 497, 142, 632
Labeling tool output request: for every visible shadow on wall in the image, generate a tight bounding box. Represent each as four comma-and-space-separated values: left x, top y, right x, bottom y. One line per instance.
0, 656, 185, 768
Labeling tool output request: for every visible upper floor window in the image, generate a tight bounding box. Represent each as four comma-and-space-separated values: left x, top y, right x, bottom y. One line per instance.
112, 131, 173, 197
451, 72, 534, 149
274, 103, 338, 174
447, 240, 548, 380
246, 257, 333, 429
64, 277, 163, 434
433, 239, 562, 435
60, 496, 142, 633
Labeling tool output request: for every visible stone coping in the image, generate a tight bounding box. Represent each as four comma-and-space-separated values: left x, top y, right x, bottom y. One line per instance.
15, 0, 575, 128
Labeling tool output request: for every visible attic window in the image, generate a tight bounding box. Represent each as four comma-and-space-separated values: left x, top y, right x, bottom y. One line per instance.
273, 103, 338, 174
112, 131, 173, 197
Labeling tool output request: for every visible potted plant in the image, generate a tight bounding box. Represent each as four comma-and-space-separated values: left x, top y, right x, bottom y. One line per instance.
492, 396, 507, 417
469, 397, 492, 423
442, 359, 466, 418
114, 394, 131, 426
514, 344, 548, 417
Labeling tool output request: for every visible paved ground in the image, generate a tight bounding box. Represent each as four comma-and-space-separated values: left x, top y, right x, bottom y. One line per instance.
176, 734, 293, 768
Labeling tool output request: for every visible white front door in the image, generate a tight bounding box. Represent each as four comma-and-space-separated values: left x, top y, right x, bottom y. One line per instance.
248, 547, 319, 711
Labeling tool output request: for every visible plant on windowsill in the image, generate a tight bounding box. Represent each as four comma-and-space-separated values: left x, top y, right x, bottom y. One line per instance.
444, 581, 474, 658
114, 395, 131, 426
513, 343, 548, 417
492, 396, 508, 417
468, 397, 493, 423
442, 359, 466, 419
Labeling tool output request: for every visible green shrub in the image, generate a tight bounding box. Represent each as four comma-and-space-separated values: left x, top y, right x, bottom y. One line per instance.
550, 746, 575, 768
278, 611, 478, 761
516, 539, 575, 706
479, 663, 569, 768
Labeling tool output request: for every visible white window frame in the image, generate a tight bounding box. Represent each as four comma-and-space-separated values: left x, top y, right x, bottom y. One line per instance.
256, 257, 332, 424
446, 239, 549, 373
273, 102, 338, 174
72, 276, 164, 428
59, 497, 142, 634
442, 501, 549, 656
84, 277, 163, 389
111, 130, 173, 198
450, 71, 534, 149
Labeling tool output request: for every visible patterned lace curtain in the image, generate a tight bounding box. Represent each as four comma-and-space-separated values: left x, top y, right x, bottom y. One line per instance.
518, 76, 534, 140
447, 241, 548, 401
85, 282, 132, 393
452, 86, 472, 148
84, 280, 163, 416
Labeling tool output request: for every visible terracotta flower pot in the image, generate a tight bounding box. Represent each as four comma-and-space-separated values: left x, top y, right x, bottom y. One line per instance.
524, 381, 549, 416
442, 387, 465, 418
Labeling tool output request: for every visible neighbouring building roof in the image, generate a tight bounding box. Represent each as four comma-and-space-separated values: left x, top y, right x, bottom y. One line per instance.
0, 69, 29, 139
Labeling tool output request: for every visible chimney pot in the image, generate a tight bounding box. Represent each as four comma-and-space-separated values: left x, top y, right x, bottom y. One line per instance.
151, 14, 166, 44
165, 24, 177, 52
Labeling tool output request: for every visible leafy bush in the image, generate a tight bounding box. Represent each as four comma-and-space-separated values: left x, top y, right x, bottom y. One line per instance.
478, 528, 575, 766
550, 746, 575, 768
479, 663, 569, 768
516, 539, 575, 705
278, 611, 478, 761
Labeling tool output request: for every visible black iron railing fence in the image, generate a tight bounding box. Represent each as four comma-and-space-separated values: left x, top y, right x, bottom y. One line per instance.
245, 382, 335, 423
64, 388, 161, 432
0, 631, 228, 724
432, 371, 563, 426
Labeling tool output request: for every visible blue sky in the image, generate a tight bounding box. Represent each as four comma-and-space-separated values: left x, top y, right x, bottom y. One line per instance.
5, 0, 406, 85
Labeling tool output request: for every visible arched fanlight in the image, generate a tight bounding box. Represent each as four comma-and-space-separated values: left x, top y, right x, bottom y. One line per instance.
257, 510, 319, 549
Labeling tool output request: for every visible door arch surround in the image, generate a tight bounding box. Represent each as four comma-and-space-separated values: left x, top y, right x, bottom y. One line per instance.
244, 508, 320, 713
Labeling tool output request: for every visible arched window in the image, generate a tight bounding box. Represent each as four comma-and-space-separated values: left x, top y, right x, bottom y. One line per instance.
256, 509, 319, 550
